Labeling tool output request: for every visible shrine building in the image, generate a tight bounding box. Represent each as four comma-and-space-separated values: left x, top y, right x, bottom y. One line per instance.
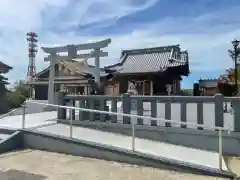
29, 60, 113, 100
198, 79, 218, 96
30, 44, 189, 99
104, 45, 189, 95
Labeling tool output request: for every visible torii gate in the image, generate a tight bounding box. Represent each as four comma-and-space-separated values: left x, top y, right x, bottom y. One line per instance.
41, 38, 111, 104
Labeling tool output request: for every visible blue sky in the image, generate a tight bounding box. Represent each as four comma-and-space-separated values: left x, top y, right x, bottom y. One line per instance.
0, 0, 240, 88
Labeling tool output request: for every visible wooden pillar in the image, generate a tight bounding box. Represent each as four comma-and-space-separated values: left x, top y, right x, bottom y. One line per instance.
150, 80, 153, 95
143, 81, 145, 95
172, 80, 176, 94
177, 80, 180, 94
85, 85, 89, 95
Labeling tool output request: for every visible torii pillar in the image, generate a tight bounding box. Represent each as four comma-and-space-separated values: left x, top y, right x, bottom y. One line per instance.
94, 48, 101, 87
41, 51, 57, 104
41, 39, 111, 104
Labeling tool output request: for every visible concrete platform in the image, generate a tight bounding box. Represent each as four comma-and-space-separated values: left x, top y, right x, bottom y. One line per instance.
35, 123, 229, 172
0, 109, 232, 176
0, 111, 57, 129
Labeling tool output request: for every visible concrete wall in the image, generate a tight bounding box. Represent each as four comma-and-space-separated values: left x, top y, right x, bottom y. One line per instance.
20, 129, 232, 178
58, 120, 240, 156
59, 93, 240, 132
22, 130, 186, 171
0, 131, 23, 153
0, 128, 234, 178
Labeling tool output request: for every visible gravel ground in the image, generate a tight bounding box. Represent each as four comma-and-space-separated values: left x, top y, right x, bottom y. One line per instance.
0, 149, 228, 180
224, 156, 240, 177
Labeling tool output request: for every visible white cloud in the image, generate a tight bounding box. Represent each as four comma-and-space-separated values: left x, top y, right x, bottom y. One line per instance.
0, 0, 239, 84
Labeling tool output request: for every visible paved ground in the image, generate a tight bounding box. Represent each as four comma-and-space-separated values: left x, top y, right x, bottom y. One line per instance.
224, 156, 240, 176
0, 111, 57, 129
3, 100, 50, 116
4, 100, 233, 131
0, 104, 233, 175
0, 149, 228, 180
36, 123, 228, 171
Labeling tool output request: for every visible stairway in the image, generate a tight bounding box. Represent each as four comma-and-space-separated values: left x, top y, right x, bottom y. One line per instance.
0, 128, 15, 141
0, 134, 10, 141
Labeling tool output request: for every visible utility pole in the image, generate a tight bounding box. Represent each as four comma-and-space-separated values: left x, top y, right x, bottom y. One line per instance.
26, 32, 38, 99
231, 39, 240, 93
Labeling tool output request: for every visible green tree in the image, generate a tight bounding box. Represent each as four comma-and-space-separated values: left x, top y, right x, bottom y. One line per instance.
180, 89, 193, 96
14, 80, 29, 98
217, 66, 240, 96
7, 80, 30, 109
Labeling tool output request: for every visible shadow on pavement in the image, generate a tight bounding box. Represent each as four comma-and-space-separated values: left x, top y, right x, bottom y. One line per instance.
0, 169, 46, 180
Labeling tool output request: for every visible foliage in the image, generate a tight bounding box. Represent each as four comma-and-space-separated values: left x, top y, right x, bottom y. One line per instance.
7, 80, 30, 109
217, 67, 240, 96
180, 89, 193, 96
7, 91, 26, 109
224, 66, 240, 84
216, 47, 240, 96
228, 49, 240, 62
217, 80, 236, 96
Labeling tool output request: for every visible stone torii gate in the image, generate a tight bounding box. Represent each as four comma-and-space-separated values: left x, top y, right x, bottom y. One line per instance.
41, 38, 111, 104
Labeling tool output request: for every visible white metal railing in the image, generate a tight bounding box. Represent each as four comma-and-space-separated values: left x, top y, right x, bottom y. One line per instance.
24, 100, 230, 171
0, 107, 23, 119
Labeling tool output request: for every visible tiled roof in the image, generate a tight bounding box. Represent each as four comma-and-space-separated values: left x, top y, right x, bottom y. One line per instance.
35, 60, 108, 78
0, 61, 12, 69
105, 45, 188, 74
0, 61, 12, 73
199, 79, 217, 88
59, 60, 107, 77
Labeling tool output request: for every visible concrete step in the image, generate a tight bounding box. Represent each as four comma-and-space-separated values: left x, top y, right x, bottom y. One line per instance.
0, 133, 10, 141
0, 128, 16, 141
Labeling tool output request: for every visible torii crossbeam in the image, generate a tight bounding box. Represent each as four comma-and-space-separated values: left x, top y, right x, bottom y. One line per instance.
41, 38, 111, 104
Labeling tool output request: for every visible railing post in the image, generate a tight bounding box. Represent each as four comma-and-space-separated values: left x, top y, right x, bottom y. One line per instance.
110, 100, 117, 123
150, 100, 157, 126
197, 102, 203, 130
180, 103, 187, 128
69, 108, 73, 138
218, 128, 223, 170
79, 100, 85, 121
22, 102, 26, 129
137, 100, 144, 125
214, 93, 224, 129
72, 100, 75, 120
231, 97, 240, 131
57, 91, 67, 120
165, 96, 171, 127
132, 122, 135, 151
122, 93, 131, 124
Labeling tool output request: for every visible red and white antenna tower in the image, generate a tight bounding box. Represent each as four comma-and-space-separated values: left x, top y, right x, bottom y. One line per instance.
26, 32, 38, 98
26, 32, 38, 82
